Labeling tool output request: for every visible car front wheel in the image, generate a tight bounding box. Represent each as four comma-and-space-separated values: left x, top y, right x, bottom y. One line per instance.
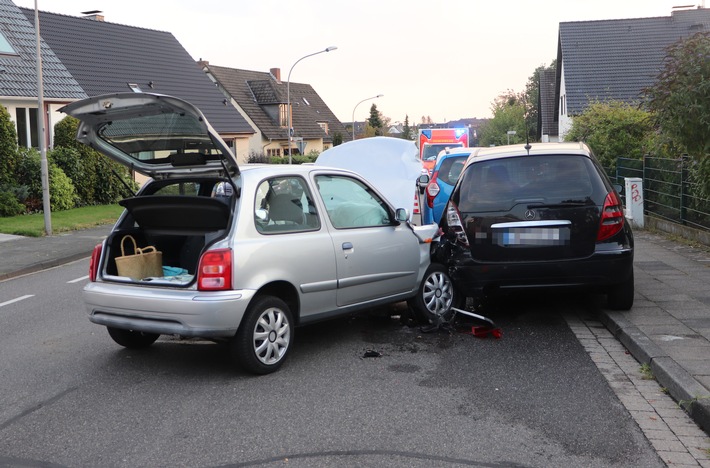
106, 327, 160, 349
231, 295, 293, 374
409, 263, 459, 324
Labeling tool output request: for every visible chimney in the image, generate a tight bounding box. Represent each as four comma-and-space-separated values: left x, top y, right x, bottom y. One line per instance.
81, 10, 105, 21
270, 68, 281, 82
197, 59, 210, 69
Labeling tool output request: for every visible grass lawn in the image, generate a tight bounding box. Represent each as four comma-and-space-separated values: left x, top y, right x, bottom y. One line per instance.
0, 205, 123, 237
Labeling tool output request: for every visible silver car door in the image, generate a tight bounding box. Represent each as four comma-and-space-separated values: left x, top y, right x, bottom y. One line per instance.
313, 174, 419, 307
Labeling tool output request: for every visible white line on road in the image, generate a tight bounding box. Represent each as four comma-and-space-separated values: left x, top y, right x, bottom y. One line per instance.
67, 275, 89, 284
0, 295, 34, 308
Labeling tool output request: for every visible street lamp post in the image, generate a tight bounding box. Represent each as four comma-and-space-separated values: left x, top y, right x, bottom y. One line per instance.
286, 46, 337, 163
35, 0, 51, 235
351, 94, 383, 140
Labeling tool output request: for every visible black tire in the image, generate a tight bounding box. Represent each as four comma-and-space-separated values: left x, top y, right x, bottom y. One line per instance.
408, 263, 459, 324
231, 295, 293, 375
106, 327, 159, 349
607, 271, 634, 311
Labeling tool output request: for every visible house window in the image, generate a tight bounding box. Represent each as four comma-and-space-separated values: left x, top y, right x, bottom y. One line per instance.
279, 104, 290, 128
317, 122, 329, 134
267, 148, 282, 157
0, 30, 17, 56
560, 95, 566, 116
16, 108, 39, 148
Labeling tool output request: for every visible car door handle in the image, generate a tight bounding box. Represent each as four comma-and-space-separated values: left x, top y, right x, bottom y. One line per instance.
342, 242, 353, 250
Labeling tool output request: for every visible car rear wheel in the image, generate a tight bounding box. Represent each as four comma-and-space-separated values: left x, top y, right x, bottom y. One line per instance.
231, 295, 293, 374
409, 263, 459, 324
607, 271, 634, 311
106, 327, 160, 349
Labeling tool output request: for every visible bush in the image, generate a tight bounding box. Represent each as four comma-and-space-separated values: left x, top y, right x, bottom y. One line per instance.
53, 116, 137, 204
0, 190, 24, 217
565, 100, 655, 171
15, 147, 78, 212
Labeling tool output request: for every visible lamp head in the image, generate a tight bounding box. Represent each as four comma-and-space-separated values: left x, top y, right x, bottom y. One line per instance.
325, 46, 338, 52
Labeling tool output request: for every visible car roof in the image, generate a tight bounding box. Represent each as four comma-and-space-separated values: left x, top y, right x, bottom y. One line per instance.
467, 142, 592, 164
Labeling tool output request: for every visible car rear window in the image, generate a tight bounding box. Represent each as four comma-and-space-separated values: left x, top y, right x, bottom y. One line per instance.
437, 156, 467, 185
455, 155, 606, 212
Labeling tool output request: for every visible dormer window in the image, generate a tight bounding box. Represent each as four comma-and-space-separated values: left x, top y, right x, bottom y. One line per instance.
318, 122, 329, 134
279, 103, 291, 128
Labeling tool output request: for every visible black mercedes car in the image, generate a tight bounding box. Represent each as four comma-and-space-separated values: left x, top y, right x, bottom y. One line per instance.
433, 142, 634, 311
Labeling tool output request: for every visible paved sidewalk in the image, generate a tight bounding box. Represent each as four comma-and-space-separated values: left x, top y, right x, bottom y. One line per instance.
597, 230, 710, 437
0, 225, 708, 436
0, 225, 110, 281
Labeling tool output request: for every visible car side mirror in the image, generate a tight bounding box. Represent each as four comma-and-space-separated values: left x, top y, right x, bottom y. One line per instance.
395, 208, 409, 223
417, 174, 429, 194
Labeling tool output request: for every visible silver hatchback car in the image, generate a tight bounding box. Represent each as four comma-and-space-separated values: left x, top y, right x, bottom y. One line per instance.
61, 93, 457, 374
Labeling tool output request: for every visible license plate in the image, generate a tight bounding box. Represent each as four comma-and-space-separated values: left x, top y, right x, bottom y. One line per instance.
494, 226, 570, 246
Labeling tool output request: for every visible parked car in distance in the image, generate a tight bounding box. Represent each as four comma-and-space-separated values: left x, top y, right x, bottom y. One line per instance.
61, 93, 458, 374
433, 142, 634, 310
422, 147, 472, 225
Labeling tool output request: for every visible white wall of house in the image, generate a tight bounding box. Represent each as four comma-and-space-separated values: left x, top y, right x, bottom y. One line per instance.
557, 61, 573, 140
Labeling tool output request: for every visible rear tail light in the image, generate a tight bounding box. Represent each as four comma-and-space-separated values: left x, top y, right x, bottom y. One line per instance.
426, 172, 440, 209
89, 243, 102, 282
445, 201, 470, 247
597, 191, 625, 241
197, 249, 232, 291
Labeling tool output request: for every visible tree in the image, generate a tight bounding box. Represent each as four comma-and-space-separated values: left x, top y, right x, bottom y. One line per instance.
524, 60, 556, 142
367, 104, 384, 136
478, 91, 527, 147
565, 100, 654, 171
645, 32, 710, 157
401, 115, 413, 140
0, 104, 18, 187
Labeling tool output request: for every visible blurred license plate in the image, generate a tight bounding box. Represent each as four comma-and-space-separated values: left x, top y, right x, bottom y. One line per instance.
494, 226, 570, 246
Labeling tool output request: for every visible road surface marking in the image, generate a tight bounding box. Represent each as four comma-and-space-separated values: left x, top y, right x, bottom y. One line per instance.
67, 275, 89, 284
0, 295, 34, 308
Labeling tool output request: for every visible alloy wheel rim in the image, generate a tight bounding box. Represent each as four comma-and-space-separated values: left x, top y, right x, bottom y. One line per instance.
253, 307, 290, 365
423, 271, 454, 317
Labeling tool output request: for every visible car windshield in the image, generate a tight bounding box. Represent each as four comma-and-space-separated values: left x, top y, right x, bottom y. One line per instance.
422, 143, 463, 161
456, 155, 606, 212
97, 112, 222, 161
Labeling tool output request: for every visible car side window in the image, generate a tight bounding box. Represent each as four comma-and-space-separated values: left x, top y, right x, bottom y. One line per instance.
254, 176, 320, 234
314, 175, 392, 229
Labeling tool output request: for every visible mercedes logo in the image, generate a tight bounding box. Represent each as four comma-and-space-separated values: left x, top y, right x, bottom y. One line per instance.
524, 209, 536, 220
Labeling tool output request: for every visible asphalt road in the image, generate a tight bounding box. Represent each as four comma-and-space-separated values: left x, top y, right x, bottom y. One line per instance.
0, 260, 664, 467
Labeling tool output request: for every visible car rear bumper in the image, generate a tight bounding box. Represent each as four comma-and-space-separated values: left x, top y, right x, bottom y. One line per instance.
83, 282, 256, 338
449, 248, 634, 296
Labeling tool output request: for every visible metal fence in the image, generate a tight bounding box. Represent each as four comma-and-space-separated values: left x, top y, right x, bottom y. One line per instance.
614, 156, 710, 232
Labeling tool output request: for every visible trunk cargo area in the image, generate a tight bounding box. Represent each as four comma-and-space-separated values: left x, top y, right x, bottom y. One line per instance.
103, 195, 232, 284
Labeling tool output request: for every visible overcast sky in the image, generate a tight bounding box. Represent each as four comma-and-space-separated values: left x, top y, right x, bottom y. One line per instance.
14, 0, 699, 124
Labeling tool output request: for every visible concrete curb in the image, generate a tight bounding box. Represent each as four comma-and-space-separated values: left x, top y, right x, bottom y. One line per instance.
598, 309, 710, 434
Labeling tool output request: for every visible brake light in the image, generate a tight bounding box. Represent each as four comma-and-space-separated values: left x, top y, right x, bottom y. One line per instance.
426, 171, 440, 209
89, 243, 102, 282
197, 249, 232, 291
445, 201, 470, 247
597, 191, 625, 241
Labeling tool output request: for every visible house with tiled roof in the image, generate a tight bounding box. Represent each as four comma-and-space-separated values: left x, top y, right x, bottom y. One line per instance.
0, 0, 86, 148
18, 6, 255, 162
201, 63, 349, 158
555, 7, 710, 139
